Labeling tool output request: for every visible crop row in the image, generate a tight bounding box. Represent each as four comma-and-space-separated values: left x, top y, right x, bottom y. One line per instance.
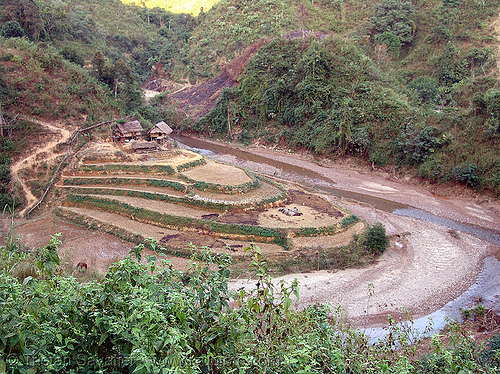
62, 177, 189, 192
62, 182, 289, 212
77, 163, 176, 175
175, 157, 207, 172
65, 194, 288, 246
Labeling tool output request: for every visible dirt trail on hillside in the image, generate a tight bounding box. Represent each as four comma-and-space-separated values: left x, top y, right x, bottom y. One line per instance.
11, 118, 71, 217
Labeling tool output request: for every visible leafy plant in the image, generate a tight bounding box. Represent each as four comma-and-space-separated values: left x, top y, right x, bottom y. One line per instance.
35, 233, 61, 278
363, 222, 389, 254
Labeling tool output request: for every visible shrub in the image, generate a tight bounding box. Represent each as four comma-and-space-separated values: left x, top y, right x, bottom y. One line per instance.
364, 222, 389, 254
481, 334, 500, 367
0, 21, 25, 38
409, 76, 439, 106
450, 162, 480, 187
341, 214, 359, 228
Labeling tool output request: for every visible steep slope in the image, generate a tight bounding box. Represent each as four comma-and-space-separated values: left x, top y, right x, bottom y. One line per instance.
171, 41, 265, 119
0, 38, 119, 210
177, 0, 500, 195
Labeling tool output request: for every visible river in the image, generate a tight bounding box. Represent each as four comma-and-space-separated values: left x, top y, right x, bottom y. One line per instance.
174, 134, 500, 336
174, 135, 500, 245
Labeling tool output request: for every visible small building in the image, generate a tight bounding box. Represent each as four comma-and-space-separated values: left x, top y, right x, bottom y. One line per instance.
114, 120, 144, 141
148, 121, 173, 143
132, 141, 159, 153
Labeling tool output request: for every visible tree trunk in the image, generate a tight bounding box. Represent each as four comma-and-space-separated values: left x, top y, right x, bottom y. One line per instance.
227, 103, 233, 139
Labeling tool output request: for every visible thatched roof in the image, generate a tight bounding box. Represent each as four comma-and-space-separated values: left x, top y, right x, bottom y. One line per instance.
149, 121, 173, 135
132, 141, 159, 151
116, 120, 143, 134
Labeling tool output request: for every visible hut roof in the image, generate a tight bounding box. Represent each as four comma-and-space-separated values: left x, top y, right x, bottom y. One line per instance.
116, 120, 143, 134
149, 121, 173, 135
132, 141, 159, 151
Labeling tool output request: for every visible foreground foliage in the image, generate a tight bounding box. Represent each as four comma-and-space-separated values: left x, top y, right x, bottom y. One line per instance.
1, 237, 499, 373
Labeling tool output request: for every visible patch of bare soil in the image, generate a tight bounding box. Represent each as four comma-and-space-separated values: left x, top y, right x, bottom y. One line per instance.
259, 204, 343, 229
288, 189, 344, 218
160, 233, 251, 255
214, 187, 346, 229
292, 221, 365, 249
181, 159, 252, 185
2, 215, 190, 276
216, 212, 260, 225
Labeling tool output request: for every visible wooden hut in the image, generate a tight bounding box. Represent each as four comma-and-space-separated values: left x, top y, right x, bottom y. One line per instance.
114, 120, 144, 141
132, 141, 159, 153
148, 121, 173, 143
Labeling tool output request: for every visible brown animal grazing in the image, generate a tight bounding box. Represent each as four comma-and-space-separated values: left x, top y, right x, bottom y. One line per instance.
76, 262, 88, 272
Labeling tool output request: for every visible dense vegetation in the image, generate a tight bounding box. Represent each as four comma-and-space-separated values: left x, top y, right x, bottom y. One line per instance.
1, 1, 500, 372
190, 0, 500, 194
1, 235, 499, 373
0, 0, 192, 206
2, 0, 500, 197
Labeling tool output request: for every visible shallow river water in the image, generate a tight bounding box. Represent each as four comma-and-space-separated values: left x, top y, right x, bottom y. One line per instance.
174, 135, 500, 337
174, 135, 500, 245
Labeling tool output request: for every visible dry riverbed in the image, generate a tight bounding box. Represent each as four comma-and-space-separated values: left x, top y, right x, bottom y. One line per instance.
3, 139, 500, 327
181, 138, 500, 326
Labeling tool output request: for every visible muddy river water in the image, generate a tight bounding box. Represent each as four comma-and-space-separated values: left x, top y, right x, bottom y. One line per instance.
174, 135, 500, 245
174, 135, 500, 336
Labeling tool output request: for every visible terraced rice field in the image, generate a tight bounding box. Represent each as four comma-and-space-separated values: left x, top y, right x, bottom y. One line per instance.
56, 148, 365, 267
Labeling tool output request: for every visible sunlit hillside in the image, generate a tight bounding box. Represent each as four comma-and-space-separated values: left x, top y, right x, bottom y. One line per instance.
119, 0, 219, 15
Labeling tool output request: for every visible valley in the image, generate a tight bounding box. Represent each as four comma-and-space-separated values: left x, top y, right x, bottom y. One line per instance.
4, 131, 499, 328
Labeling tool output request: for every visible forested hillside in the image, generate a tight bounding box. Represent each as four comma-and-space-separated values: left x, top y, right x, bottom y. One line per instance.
2, 1, 500, 372
187, 0, 500, 194
1, 0, 500, 206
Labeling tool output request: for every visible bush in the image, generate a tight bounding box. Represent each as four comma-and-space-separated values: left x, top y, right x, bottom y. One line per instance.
60, 46, 84, 67
450, 162, 480, 188
409, 76, 439, 106
0, 21, 25, 38
482, 334, 500, 367
364, 222, 389, 254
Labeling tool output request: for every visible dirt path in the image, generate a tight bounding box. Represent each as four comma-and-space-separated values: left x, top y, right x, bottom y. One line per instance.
11, 118, 71, 217
181, 138, 500, 325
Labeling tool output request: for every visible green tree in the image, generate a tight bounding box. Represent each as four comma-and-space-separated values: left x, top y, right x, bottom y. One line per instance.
37, 0, 71, 40
371, 0, 415, 48
0, 0, 43, 41
60, 46, 84, 67
409, 76, 439, 105
92, 50, 106, 81
0, 21, 25, 38
364, 222, 389, 254
374, 31, 402, 57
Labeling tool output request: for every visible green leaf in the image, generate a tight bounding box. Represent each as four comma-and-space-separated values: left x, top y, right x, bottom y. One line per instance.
283, 297, 292, 314
98, 333, 108, 346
